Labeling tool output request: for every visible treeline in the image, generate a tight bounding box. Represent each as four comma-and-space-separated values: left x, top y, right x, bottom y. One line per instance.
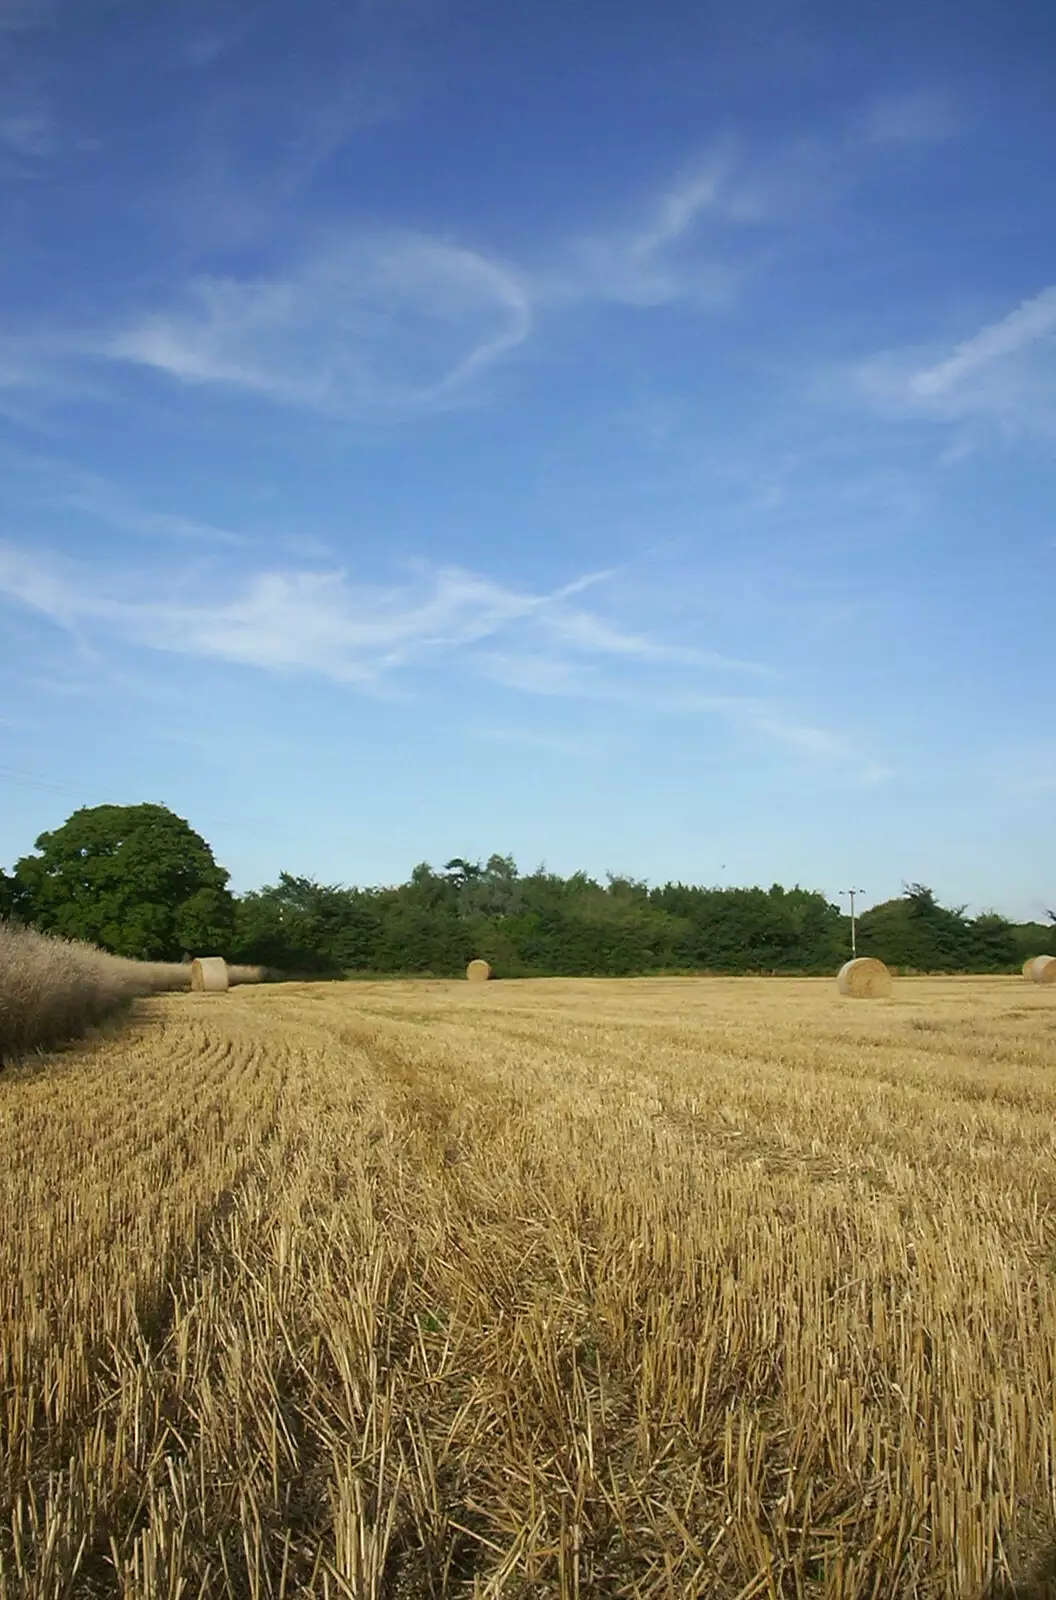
2, 805, 1052, 978
233, 863, 1055, 978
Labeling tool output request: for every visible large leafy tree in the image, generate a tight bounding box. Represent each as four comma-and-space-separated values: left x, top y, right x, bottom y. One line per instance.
13, 804, 235, 960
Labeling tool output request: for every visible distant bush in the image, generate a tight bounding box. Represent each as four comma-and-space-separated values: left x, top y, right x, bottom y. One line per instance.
0, 922, 261, 1060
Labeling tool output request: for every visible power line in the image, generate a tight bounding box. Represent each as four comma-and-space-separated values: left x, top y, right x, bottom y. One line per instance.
0, 766, 305, 844
0, 765, 89, 800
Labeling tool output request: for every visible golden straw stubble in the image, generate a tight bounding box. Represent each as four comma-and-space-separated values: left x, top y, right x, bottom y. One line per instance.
836, 955, 893, 998
1, 973, 1054, 1597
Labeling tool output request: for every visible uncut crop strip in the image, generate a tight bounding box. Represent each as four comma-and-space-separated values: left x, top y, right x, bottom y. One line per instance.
1, 978, 1055, 1598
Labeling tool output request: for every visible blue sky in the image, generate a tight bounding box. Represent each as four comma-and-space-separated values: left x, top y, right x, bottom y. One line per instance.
0, 0, 1053, 917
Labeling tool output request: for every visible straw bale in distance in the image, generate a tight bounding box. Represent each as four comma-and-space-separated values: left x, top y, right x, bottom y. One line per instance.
1030, 954, 1056, 986
190, 957, 229, 993
466, 959, 492, 983
1023, 957, 1039, 978
836, 957, 892, 999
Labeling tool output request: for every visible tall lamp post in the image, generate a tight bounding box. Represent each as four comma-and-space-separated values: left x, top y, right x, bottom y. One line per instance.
840, 888, 865, 958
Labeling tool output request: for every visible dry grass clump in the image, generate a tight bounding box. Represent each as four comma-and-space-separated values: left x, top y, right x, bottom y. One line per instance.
1, 974, 1055, 1598
836, 956, 893, 998
466, 958, 492, 983
0, 922, 260, 1059
191, 955, 230, 992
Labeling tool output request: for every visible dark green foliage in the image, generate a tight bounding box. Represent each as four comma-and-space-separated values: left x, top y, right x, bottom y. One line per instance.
858, 884, 963, 971
857, 884, 1023, 973
373, 903, 469, 975
11, 804, 235, 961
5, 811, 1045, 978
233, 875, 384, 975
1010, 920, 1056, 966
174, 887, 237, 956
234, 866, 1034, 980
966, 913, 1020, 972
649, 882, 846, 972
498, 869, 687, 976
223, 862, 915, 978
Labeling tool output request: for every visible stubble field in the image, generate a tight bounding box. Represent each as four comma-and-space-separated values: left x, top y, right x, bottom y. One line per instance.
1, 975, 1055, 1599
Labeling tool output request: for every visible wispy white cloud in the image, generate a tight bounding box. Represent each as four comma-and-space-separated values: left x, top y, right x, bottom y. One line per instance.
0, 540, 820, 731
0, 138, 828, 420
96, 156, 759, 414
0, 446, 254, 547
102, 154, 759, 419
478, 647, 871, 771
857, 285, 1056, 441
477, 650, 596, 699
546, 99, 959, 315
0, 542, 882, 774
58, 483, 252, 548
0, 542, 76, 619
270, 77, 410, 199
855, 90, 960, 148
105, 230, 532, 419
543, 607, 773, 677
710, 696, 847, 759
545, 151, 746, 309
0, 331, 112, 424
0, 128, 934, 422
0, 543, 733, 686
909, 287, 1056, 400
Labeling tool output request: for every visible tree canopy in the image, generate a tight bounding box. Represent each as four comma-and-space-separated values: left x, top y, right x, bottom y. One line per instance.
4, 809, 1052, 976
856, 884, 1021, 972
226, 863, 1050, 979
11, 804, 235, 961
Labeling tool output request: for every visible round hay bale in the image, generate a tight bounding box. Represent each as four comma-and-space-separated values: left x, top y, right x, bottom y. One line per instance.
836, 957, 892, 999
1023, 957, 1040, 978
466, 959, 492, 984
190, 956, 229, 993
1031, 955, 1056, 986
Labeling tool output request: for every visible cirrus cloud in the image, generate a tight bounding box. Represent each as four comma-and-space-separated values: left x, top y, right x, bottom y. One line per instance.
857, 284, 1056, 441
0, 539, 872, 773
0, 541, 759, 687
106, 230, 533, 420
